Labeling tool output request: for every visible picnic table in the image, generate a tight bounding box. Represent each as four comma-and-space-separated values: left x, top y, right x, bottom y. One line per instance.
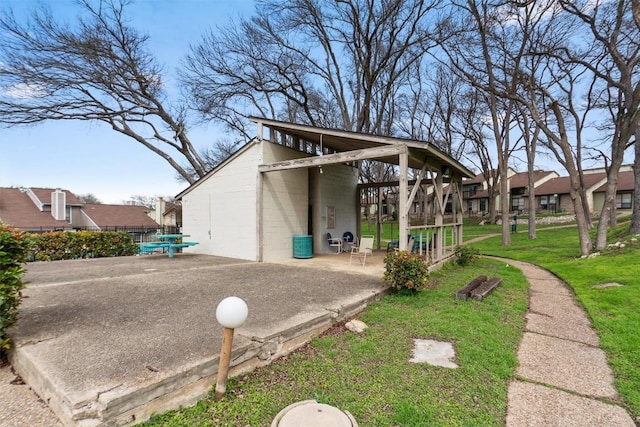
139, 234, 199, 258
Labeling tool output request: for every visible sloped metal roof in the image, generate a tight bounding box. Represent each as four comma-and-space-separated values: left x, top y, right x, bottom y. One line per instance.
249, 117, 475, 178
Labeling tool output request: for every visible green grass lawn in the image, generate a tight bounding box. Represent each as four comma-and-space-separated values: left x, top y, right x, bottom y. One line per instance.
470, 224, 640, 420
361, 216, 574, 244
141, 221, 637, 426
141, 259, 528, 426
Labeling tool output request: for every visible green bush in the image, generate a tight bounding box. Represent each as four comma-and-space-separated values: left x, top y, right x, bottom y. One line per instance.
383, 251, 429, 292
30, 230, 138, 261
0, 222, 33, 356
454, 245, 480, 266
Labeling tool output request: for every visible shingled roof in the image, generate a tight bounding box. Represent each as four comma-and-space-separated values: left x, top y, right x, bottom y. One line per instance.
82, 204, 158, 228
535, 173, 608, 196
594, 170, 634, 192
509, 171, 557, 189
0, 188, 76, 231
0, 187, 159, 232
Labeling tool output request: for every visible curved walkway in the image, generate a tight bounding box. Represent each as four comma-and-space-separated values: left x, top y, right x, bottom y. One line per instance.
502, 258, 635, 426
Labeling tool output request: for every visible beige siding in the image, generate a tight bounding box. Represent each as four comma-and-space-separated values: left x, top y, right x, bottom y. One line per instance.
182, 143, 260, 260
181, 140, 358, 261
261, 143, 309, 261
310, 163, 359, 254
592, 192, 605, 213
558, 196, 574, 213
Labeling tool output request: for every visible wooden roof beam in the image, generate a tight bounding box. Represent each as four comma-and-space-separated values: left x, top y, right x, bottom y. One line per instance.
258, 145, 405, 173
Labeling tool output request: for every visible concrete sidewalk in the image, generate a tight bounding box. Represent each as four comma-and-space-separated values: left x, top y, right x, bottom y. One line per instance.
503, 259, 635, 427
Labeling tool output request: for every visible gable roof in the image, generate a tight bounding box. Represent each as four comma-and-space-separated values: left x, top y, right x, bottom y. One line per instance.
82, 204, 159, 228
0, 187, 74, 231
0, 187, 160, 231
535, 173, 608, 196
30, 187, 83, 206
593, 170, 634, 192
509, 171, 557, 189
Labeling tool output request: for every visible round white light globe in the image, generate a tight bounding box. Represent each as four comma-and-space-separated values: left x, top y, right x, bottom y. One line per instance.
215, 296, 249, 328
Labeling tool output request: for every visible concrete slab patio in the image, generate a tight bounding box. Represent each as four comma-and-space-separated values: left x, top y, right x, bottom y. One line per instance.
7, 253, 388, 426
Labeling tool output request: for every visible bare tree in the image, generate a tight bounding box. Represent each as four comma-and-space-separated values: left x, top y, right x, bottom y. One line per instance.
126, 194, 180, 209
458, 87, 501, 224
77, 193, 102, 204
515, 104, 541, 239
438, 0, 542, 244
505, 1, 596, 255
182, 0, 440, 173
396, 63, 467, 157
557, 0, 640, 242
0, 0, 208, 184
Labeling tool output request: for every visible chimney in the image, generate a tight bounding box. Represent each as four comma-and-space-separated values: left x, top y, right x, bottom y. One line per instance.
51, 189, 66, 221
155, 197, 165, 226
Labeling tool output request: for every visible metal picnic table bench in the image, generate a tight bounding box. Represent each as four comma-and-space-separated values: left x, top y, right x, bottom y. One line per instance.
139, 234, 199, 258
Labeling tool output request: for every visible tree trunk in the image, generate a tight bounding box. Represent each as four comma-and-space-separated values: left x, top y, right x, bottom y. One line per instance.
488, 186, 497, 224
527, 163, 537, 240
500, 167, 511, 245
609, 198, 618, 227
571, 183, 593, 256
630, 132, 640, 234
595, 159, 623, 249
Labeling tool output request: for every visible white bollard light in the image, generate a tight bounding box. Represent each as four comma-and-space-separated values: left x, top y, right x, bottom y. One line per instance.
214, 296, 248, 401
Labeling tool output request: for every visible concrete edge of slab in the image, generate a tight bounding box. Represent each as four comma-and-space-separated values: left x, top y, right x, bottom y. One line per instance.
10, 287, 388, 426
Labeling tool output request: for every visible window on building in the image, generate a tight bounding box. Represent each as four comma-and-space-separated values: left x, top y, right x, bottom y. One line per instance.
540, 195, 548, 209
616, 193, 632, 209
445, 199, 452, 213
479, 199, 487, 212
512, 197, 524, 213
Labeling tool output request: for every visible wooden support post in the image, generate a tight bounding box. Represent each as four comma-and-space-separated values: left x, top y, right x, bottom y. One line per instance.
214, 327, 235, 401
435, 169, 444, 260
454, 178, 464, 246
398, 148, 409, 251
377, 187, 383, 250
356, 186, 361, 244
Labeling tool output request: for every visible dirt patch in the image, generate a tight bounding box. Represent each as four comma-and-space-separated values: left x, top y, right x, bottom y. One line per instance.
593, 282, 624, 289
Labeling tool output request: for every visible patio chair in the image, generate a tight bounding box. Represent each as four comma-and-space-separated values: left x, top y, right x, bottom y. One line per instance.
350, 236, 375, 266
342, 231, 356, 252
327, 232, 342, 254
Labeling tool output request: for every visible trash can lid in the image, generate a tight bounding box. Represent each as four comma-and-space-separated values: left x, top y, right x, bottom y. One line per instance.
272, 400, 358, 427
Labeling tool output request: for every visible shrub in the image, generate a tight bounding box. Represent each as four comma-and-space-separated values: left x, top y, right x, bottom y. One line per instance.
383, 251, 429, 292
454, 245, 480, 266
30, 231, 138, 261
0, 222, 33, 356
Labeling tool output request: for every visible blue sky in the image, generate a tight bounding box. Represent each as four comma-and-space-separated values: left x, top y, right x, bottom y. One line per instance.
0, 0, 255, 204
1, 1, 632, 204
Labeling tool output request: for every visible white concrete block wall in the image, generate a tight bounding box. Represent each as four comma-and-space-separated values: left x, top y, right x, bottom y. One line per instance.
261, 143, 309, 261
181, 143, 260, 261
181, 139, 358, 261
310, 164, 359, 254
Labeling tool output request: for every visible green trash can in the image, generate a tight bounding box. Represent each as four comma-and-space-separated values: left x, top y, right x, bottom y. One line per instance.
293, 235, 313, 259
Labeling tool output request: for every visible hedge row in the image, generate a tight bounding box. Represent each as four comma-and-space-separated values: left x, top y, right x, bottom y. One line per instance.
0, 222, 32, 355
30, 230, 138, 261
